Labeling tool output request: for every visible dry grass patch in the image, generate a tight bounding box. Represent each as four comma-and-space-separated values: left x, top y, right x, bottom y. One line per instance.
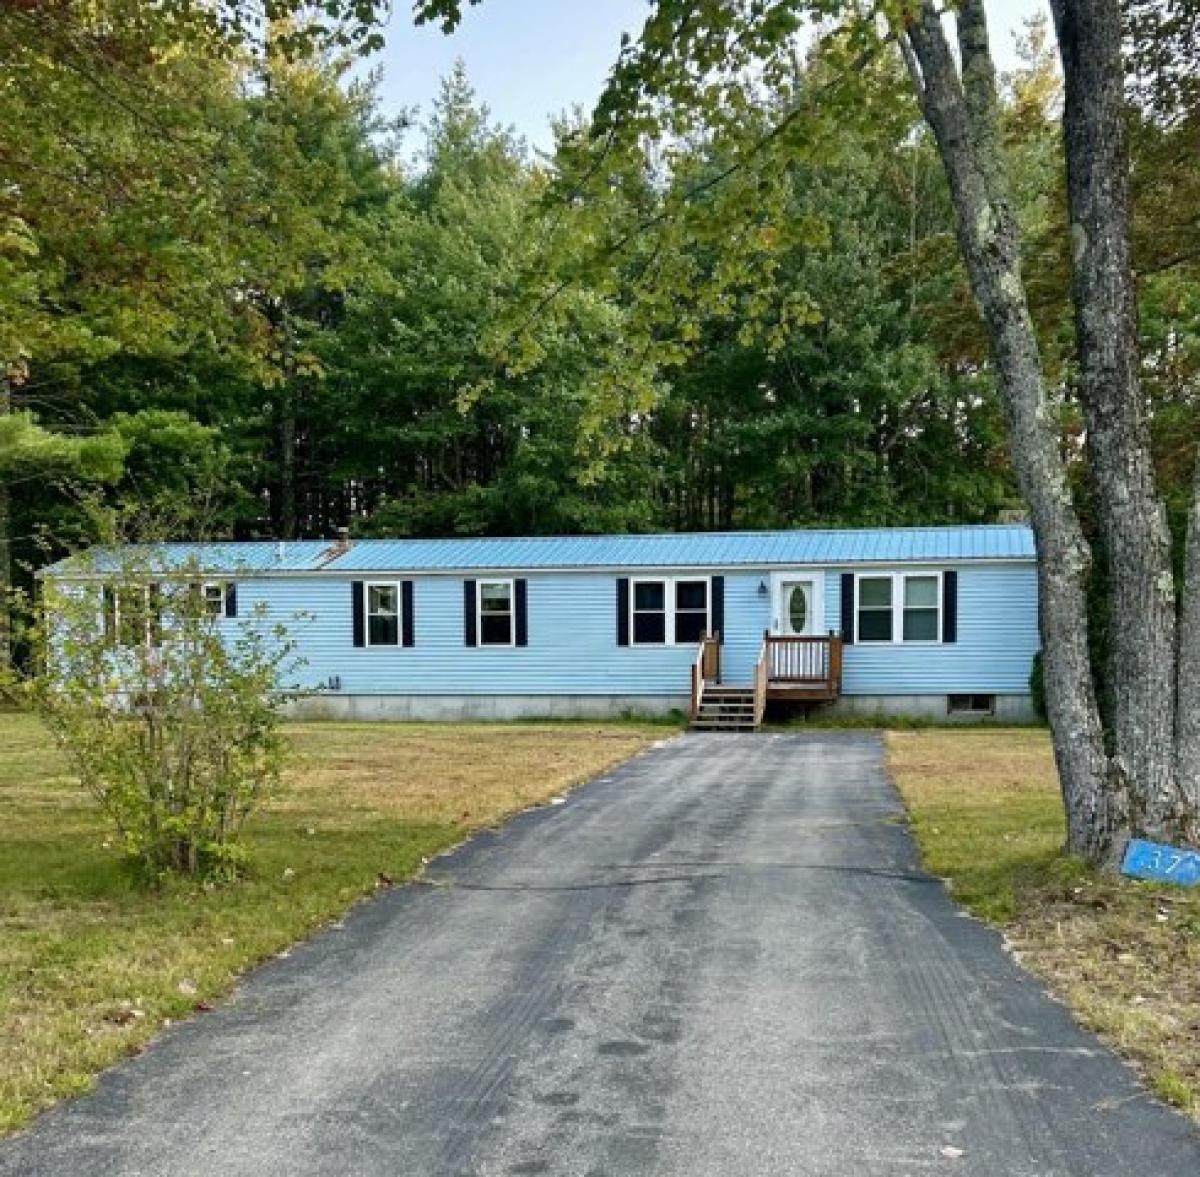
0, 713, 665, 1135
283, 723, 655, 827
888, 728, 1200, 1119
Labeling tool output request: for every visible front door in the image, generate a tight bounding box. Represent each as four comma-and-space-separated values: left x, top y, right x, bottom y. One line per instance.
772, 575, 823, 637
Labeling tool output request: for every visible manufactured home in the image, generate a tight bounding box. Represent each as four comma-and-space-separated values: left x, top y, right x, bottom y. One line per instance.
41, 525, 1041, 729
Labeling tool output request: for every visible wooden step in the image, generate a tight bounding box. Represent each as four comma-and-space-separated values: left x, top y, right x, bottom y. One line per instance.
692, 681, 761, 731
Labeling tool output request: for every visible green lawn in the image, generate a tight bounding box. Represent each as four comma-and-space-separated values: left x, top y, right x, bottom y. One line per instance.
888, 729, 1200, 1118
0, 712, 667, 1135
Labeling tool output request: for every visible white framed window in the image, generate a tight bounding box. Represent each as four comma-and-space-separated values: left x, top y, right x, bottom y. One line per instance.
673, 579, 710, 644
632, 578, 667, 645
856, 575, 894, 643
108, 585, 158, 648
630, 576, 711, 646
855, 572, 943, 645
478, 579, 514, 647
902, 574, 941, 642
366, 582, 401, 647
202, 582, 229, 619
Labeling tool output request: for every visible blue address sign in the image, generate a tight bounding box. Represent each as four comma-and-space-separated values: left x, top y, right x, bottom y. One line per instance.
1121, 839, 1200, 887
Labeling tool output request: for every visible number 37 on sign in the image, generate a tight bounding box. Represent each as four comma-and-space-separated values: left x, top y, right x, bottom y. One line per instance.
1121, 839, 1200, 886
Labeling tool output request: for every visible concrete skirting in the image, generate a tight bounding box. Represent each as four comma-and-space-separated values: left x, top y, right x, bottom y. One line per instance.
285, 691, 1036, 724
827, 693, 1037, 723
286, 693, 690, 722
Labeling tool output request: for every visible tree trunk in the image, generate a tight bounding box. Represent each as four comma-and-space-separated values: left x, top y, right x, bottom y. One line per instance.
279, 386, 297, 540
0, 375, 11, 674
1177, 453, 1200, 832
1051, 0, 1182, 840
901, 0, 1121, 862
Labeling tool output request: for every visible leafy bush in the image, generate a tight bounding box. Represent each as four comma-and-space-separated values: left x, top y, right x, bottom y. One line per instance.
17, 551, 303, 880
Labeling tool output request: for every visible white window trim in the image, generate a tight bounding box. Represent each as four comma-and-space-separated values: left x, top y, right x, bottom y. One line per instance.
630, 576, 668, 647
672, 576, 712, 645
854, 571, 943, 646
629, 575, 712, 648
901, 571, 943, 645
770, 571, 826, 637
364, 580, 403, 649
854, 573, 896, 646
110, 584, 156, 648
476, 577, 516, 648
202, 581, 230, 620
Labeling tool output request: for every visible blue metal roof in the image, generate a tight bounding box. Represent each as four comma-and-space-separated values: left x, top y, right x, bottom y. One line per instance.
40, 540, 344, 577
42, 525, 1035, 577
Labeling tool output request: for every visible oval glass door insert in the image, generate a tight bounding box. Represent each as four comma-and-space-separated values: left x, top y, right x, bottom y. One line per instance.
788, 584, 809, 635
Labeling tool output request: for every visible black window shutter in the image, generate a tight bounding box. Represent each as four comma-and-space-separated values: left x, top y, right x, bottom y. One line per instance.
464, 579, 478, 647
402, 580, 415, 647
840, 573, 855, 643
616, 577, 630, 646
711, 575, 724, 639
943, 571, 958, 643
225, 581, 238, 619
514, 578, 528, 647
351, 581, 365, 648
102, 585, 116, 641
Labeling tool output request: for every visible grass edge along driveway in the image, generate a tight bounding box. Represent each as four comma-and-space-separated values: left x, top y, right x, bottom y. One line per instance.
0, 713, 669, 1135
888, 728, 1200, 1120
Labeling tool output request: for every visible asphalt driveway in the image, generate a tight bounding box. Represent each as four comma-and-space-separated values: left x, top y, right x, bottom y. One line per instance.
3, 732, 1198, 1176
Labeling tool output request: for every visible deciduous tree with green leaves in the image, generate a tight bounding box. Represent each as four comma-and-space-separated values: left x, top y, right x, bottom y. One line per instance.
14, 543, 302, 880
419, 0, 1200, 863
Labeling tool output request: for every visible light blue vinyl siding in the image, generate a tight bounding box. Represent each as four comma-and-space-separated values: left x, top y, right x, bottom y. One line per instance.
229, 562, 1037, 698
233, 561, 1036, 698
241, 570, 773, 698
824, 563, 1040, 695
54, 545, 1040, 700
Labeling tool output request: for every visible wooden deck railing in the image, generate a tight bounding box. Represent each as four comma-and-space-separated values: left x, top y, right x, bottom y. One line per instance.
689, 633, 722, 722
763, 632, 843, 695
692, 633, 841, 725
753, 638, 769, 726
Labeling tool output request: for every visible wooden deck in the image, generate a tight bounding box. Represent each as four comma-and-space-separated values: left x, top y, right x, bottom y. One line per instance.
691, 633, 843, 730
761, 633, 843, 703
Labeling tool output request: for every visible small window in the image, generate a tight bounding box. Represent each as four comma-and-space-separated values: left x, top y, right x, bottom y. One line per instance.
367, 583, 400, 647
948, 694, 995, 715
857, 576, 893, 642
673, 579, 709, 644
903, 575, 940, 642
202, 582, 227, 618
632, 580, 667, 645
479, 580, 514, 646
112, 586, 157, 648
